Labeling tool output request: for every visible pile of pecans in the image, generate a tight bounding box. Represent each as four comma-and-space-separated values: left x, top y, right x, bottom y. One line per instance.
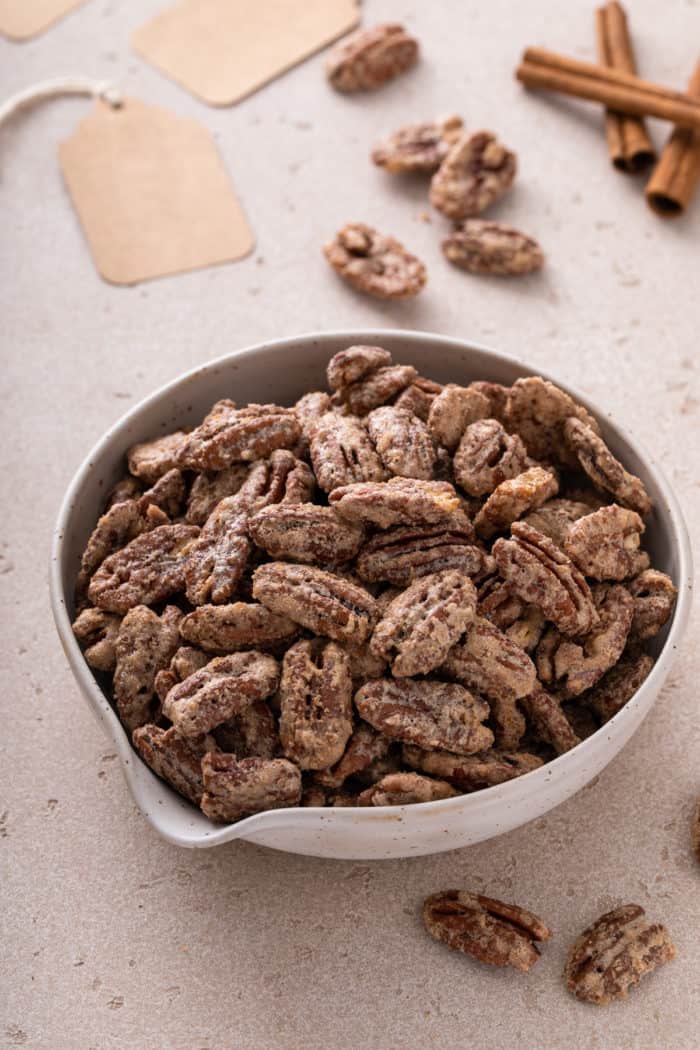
72, 345, 678, 827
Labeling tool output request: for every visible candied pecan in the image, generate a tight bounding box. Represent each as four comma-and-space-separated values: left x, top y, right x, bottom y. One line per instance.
177, 403, 300, 472
395, 382, 438, 421
536, 585, 633, 698
356, 519, 484, 586
565, 905, 675, 1005
443, 220, 544, 276
183, 495, 251, 606
403, 745, 542, 788
154, 645, 210, 703
355, 678, 493, 755
370, 570, 477, 677
628, 569, 677, 641
248, 503, 364, 566
476, 578, 545, 653
330, 477, 460, 528
324, 224, 426, 300
520, 688, 580, 754
522, 497, 593, 547
475, 467, 559, 540
315, 724, 390, 790
371, 115, 464, 173
367, 406, 436, 480
310, 412, 386, 493
325, 23, 418, 92
185, 465, 249, 525
132, 725, 214, 805
88, 524, 199, 614
423, 891, 551, 972
359, 772, 458, 806
76, 497, 165, 593
583, 648, 654, 723
201, 752, 301, 823
564, 418, 652, 515
469, 381, 511, 423
504, 376, 599, 466
258, 449, 315, 506
252, 563, 378, 643
341, 364, 419, 416
138, 468, 186, 519
72, 607, 122, 672
454, 419, 529, 497
106, 475, 142, 508
429, 131, 517, 220
278, 640, 353, 769
427, 384, 491, 452
326, 345, 393, 390
113, 605, 182, 731
127, 430, 188, 483
493, 522, 599, 636
179, 602, 298, 654
293, 390, 333, 455
564, 504, 649, 581
692, 799, 700, 867
163, 651, 279, 737
212, 702, 278, 760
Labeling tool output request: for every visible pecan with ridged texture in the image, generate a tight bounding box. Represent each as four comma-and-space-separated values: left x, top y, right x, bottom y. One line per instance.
475, 467, 559, 539
88, 524, 199, 614
443, 220, 544, 276
564, 418, 652, 515
324, 223, 426, 300
326, 345, 393, 390
111, 605, 182, 731
279, 640, 353, 769
356, 518, 484, 587
76, 497, 167, 597
183, 495, 252, 606
163, 651, 279, 737
326, 24, 418, 92
372, 115, 463, 173
367, 405, 437, 480
132, 725, 215, 805
248, 503, 364, 566
430, 131, 517, 220
564, 504, 649, 580
310, 412, 386, 493
342, 363, 419, 415
177, 403, 300, 472
403, 745, 542, 789
200, 752, 301, 823
330, 477, 460, 528
359, 772, 457, 805
179, 602, 298, 654
454, 419, 528, 497
185, 465, 249, 525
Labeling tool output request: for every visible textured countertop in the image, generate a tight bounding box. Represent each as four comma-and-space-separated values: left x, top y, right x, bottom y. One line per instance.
2, 1, 699, 1047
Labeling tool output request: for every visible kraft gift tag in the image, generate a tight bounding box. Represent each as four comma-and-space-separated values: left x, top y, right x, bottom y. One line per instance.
132, 0, 361, 106
0, 0, 88, 40
58, 97, 254, 285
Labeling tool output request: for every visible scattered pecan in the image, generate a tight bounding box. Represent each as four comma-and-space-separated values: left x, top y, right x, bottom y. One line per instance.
583, 648, 654, 722
475, 467, 559, 539
179, 602, 298, 654
212, 702, 278, 760
340, 364, 419, 415
628, 569, 677, 641
248, 503, 364, 566
403, 745, 542, 789
356, 520, 485, 587
355, 678, 493, 755
367, 405, 437, 480
200, 752, 301, 823
423, 890, 551, 972
563, 504, 648, 581
310, 412, 386, 493
279, 640, 353, 769
371, 115, 464, 173
177, 403, 300, 472
359, 772, 457, 805
565, 905, 675, 1005
127, 430, 188, 483
454, 419, 529, 497
132, 725, 215, 805
252, 563, 378, 643
185, 465, 249, 525
427, 384, 491, 452
564, 418, 652, 516
522, 497, 594, 547
326, 23, 419, 92
326, 345, 393, 390
443, 221, 544, 276
154, 645, 210, 703
163, 651, 279, 737
113, 605, 183, 732
429, 131, 517, 220
88, 524, 199, 614
371, 570, 477, 677
330, 477, 460, 528
505, 377, 601, 465
520, 688, 580, 754
72, 607, 122, 672
324, 223, 427, 300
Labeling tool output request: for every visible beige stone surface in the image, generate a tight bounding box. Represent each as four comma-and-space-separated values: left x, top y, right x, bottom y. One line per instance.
1, 1, 699, 1047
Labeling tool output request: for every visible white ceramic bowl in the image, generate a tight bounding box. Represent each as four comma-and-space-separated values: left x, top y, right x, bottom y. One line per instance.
50, 330, 692, 860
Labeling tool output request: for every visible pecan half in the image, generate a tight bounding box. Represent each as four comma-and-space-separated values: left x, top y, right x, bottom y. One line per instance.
72, 607, 122, 672
248, 503, 364, 566
429, 131, 517, 220
504, 376, 601, 465
359, 772, 457, 805
475, 467, 559, 539
252, 563, 378, 643
163, 651, 279, 737
371, 115, 464, 173
127, 430, 188, 483
370, 570, 477, 677
183, 495, 251, 606
132, 725, 214, 805
154, 645, 210, 703
443, 221, 544, 276
326, 345, 393, 390
628, 569, 677, 641
583, 648, 654, 722
330, 477, 460, 528
493, 522, 599, 636
565, 905, 675, 1005
356, 520, 485, 587
564, 418, 652, 516
355, 678, 493, 755
563, 504, 648, 581
340, 364, 419, 416
200, 752, 301, 823
88, 524, 199, 614
423, 890, 551, 972
113, 605, 183, 731
522, 497, 594, 547
367, 405, 436, 480
177, 403, 300, 472
179, 602, 298, 654
185, 465, 249, 525
427, 384, 491, 452
403, 745, 542, 788
76, 497, 165, 593
310, 412, 386, 493
324, 223, 427, 300
520, 688, 580, 754
326, 23, 419, 92
279, 640, 353, 769
212, 702, 278, 760
454, 419, 529, 497
314, 724, 390, 790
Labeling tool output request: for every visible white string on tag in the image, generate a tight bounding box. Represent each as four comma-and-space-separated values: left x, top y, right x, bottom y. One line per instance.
0, 76, 122, 128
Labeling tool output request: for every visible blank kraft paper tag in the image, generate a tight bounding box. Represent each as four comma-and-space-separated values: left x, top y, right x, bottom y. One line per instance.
0, 0, 88, 40
132, 0, 361, 106
58, 97, 254, 285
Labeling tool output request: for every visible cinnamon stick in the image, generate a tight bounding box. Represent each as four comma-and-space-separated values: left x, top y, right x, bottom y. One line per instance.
516, 48, 700, 130
646, 60, 700, 215
595, 2, 655, 172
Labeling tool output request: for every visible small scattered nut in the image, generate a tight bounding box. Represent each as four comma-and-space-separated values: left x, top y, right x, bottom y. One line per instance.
372, 115, 463, 173
430, 131, 517, 220
326, 24, 419, 93
443, 220, 544, 276
324, 223, 427, 299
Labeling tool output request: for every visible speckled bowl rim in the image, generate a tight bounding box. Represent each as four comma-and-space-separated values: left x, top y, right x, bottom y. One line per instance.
49, 329, 693, 850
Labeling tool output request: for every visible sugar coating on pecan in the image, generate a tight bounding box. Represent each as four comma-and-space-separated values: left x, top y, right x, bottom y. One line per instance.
370, 570, 477, 677
430, 131, 517, 220
522, 497, 594, 548
565, 904, 675, 1005
310, 412, 386, 493
177, 403, 300, 472
279, 640, 353, 769
427, 384, 491, 452
627, 569, 677, 641
583, 648, 654, 723
72, 607, 122, 672
505, 377, 601, 465
475, 467, 559, 540
179, 602, 298, 654
423, 890, 551, 972
356, 519, 483, 587
324, 224, 427, 300
454, 419, 529, 497
252, 562, 379, 643
248, 503, 365, 566
127, 430, 188, 483
88, 524, 199, 614
77, 497, 165, 593
326, 23, 418, 92
519, 688, 580, 754
355, 677, 493, 755
201, 752, 301, 823
372, 115, 464, 173
163, 651, 279, 738
564, 418, 652, 516
326, 345, 393, 391
330, 477, 461, 528
403, 745, 542, 789
183, 495, 251, 606
563, 504, 649, 581
185, 465, 249, 525
113, 605, 183, 731
443, 220, 544, 277
367, 405, 437, 480
132, 725, 215, 805
341, 364, 419, 416
359, 772, 457, 806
